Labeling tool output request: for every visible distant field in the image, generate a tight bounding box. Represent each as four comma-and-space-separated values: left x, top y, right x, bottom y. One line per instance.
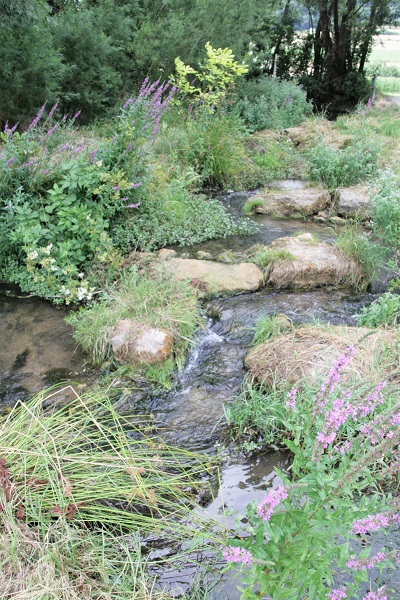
368, 28, 400, 96
369, 28, 400, 66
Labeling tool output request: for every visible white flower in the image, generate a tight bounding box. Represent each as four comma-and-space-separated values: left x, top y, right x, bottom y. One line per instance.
27, 250, 38, 260
95, 160, 103, 167
50, 265, 58, 271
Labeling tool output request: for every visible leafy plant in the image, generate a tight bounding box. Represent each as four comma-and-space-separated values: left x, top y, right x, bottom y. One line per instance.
357, 292, 400, 327
306, 136, 380, 190
335, 225, 383, 290
234, 76, 312, 132
223, 347, 400, 599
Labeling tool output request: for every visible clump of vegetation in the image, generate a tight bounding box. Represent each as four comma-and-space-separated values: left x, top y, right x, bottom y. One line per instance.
335, 225, 382, 290
0, 389, 214, 598
66, 266, 201, 387
251, 313, 292, 345
357, 292, 400, 328
234, 76, 312, 133
306, 135, 380, 190
223, 346, 400, 599
248, 245, 295, 270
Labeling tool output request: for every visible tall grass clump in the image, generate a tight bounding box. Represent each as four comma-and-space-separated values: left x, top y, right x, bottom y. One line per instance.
335, 225, 383, 290
222, 346, 400, 599
357, 292, 400, 327
66, 266, 201, 386
0, 389, 215, 598
234, 77, 312, 133
370, 169, 400, 251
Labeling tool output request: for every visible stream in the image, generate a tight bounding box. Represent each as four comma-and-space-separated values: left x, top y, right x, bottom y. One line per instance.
2, 189, 399, 598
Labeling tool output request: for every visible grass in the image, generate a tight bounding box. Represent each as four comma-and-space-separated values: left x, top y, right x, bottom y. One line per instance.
249, 246, 296, 270
377, 76, 400, 94
66, 266, 201, 388
243, 197, 264, 215
335, 224, 383, 290
0, 388, 218, 599
251, 314, 292, 346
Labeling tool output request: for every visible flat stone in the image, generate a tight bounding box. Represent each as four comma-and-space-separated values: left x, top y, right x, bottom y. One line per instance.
263, 234, 361, 289
251, 188, 330, 218
165, 258, 263, 296
329, 216, 347, 226
196, 251, 213, 260
158, 249, 177, 260
109, 320, 174, 365
332, 187, 370, 218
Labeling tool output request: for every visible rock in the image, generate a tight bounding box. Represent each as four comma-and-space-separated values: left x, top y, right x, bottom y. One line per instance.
196, 251, 213, 260
158, 249, 177, 260
267, 179, 306, 190
216, 250, 236, 264
251, 188, 330, 218
332, 187, 370, 218
263, 233, 362, 289
313, 215, 327, 223
246, 325, 400, 390
109, 320, 174, 365
329, 216, 347, 226
164, 258, 263, 296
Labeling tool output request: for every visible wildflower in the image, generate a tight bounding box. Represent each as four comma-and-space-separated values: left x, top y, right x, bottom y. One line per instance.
257, 486, 288, 522
43, 169, 49, 175
123, 98, 133, 109
6, 157, 14, 167
27, 250, 39, 260
327, 589, 347, 600
362, 589, 387, 600
351, 513, 390, 535
48, 101, 59, 120
28, 102, 47, 130
131, 182, 142, 188
72, 110, 81, 121
346, 552, 386, 570
286, 388, 297, 410
47, 124, 58, 137
128, 202, 140, 209
222, 546, 252, 566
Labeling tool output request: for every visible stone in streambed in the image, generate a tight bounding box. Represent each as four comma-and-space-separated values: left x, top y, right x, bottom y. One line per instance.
109, 320, 174, 365
250, 187, 330, 218
263, 233, 361, 290
332, 186, 370, 219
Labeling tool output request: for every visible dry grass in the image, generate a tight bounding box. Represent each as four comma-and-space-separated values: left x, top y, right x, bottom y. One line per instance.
245, 324, 400, 389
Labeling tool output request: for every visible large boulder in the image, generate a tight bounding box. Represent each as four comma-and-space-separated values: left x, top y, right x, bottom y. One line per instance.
251, 187, 330, 218
332, 187, 370, 219
163, 258, 263, 296
246, 325, 400, 389
109, 320, 174, 365
264, 233, 361, 289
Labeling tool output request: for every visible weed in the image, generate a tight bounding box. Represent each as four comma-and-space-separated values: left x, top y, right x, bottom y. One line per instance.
357, 292, 400, 327
335, 225, 383, 290
243, 197, 264, 215
251, 314, 292, 346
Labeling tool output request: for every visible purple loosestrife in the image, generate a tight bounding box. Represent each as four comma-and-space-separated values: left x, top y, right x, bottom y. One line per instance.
351, 513, 389, 535
362, 589, 387, 600
28, 102, 47, 130
257, 486, 288, 522
222, 546, 252, 566
316, 346, 355, 412
47, 102, 59, 120
327, 589, 347, 600
131, 182, 142, 188
346, 552, 386, 570
286, 388, 297, 410
72, 110, 81, 121
6, 157, 14, 167
128, 202, 140, 209
47, 124, 58, 137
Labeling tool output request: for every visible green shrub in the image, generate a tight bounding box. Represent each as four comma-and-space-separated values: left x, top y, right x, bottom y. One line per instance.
234, 76, 312, 133
370, 169, 400, 250
306, 136, 380, 190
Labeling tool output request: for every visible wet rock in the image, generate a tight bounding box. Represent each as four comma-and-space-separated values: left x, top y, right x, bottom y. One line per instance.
158, 249, 177, 260
251, 188, 330, 218
329, 216, 347, 226
109, 320, 174, 365
216, 250, 236, 264
267, 179, 306, 190
246, 325, 400, 390
165, 258, 263, 296
332, 187, 370, 219
263, 233, 362, 290
196, 251, 213, 260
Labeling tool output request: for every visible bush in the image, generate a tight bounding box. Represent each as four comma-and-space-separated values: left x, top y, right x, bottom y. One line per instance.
0, 81, 174, 303
306, 136, 380, 190
234, 76, 312, 133
357, 292, 400, 327
370, 169, 400, 250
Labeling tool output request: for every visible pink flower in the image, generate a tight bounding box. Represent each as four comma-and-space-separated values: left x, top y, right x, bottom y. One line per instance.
327, 589, 347, 600
257, 486, 288, 522
222, 546, 252, 566
351, 513, 390, 535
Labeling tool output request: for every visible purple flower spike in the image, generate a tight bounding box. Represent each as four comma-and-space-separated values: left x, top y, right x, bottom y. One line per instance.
10, 123, 18, 135
28, 102, 47, 130
258, 486, 288, 522
47, 124, 58, 137
48, 102, 59, 120
123, 98, 133, 109
131, 182, 142, 188
128, 202, 140, 208
327, 590, 347, 600
121, 197, 129, 202
6, 157, 14, 167
72, 110, 81, 121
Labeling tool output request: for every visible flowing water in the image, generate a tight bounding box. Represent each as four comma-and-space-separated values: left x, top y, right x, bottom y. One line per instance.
2, 190, 397, 598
